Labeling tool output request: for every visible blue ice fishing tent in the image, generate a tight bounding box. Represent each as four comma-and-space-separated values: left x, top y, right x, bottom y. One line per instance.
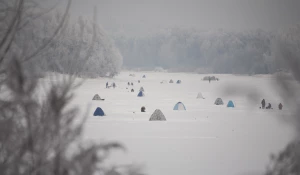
176, 80, 181, 84
93, 107, 105, 116
173, 102, 186, 110
137, 91, 145, 97
227, 100, 235, 108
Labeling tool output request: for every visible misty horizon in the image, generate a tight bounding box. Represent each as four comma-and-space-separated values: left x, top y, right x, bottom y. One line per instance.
59, 0, 300, 37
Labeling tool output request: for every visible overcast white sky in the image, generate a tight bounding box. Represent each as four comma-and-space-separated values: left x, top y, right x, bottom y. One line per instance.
52, 0, 300, 36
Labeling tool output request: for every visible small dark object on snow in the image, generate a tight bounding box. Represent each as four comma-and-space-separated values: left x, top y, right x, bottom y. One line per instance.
131, 89, 134, 92
141, 106, 146, 112
278, 103, 283, 110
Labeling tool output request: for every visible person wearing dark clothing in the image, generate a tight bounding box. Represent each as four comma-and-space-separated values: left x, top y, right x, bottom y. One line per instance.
208, 77, 211, 83
278, 103, 283, 110
112, 82, 116, 88
131, 82, 133, 86
106, 82, 108, 88
128, 82, 130, 86
138, 80, 140, 83
261, 99, 266, 109
266, 103, 271, 109
141, 106, 146, 112
131, 89, 134, 92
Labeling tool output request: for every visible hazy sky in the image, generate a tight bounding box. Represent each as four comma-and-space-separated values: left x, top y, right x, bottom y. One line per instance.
56, 0, 300, 36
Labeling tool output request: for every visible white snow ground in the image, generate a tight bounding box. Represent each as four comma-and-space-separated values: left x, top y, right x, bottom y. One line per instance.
43, 72, 296, 175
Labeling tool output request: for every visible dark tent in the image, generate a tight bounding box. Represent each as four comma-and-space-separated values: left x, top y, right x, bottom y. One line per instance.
149, 109, 166, 121
137, 91, 145, 97
93, 107, 105, 116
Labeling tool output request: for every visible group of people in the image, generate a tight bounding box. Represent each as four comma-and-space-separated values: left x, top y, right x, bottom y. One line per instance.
106, 82, 116, 89
128, 82, 134, 86
261, 99, 283, 110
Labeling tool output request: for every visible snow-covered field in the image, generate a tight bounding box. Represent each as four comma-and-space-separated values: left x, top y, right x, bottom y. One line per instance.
44, 72, 296, 175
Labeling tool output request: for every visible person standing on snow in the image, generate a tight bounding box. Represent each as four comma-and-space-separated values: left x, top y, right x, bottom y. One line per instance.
261, 99, 266, 109
106, 82, 108, 88
278, 103, 283, 110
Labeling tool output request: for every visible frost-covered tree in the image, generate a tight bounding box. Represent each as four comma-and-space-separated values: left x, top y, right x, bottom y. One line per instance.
0, 1, 140, 175
17, 8, 123, 78
266, 24, 300, 175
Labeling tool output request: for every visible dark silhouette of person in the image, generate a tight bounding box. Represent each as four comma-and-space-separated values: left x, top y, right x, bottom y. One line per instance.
106, 82, 108, 88
131, 89, 134, 92
209, 77, 211, 83
112, 82, 116, 88
128, 82, 130, 86
138, 80, 140, 83
266, 103, 271, 109
141, 106, 146, 112
131, 82, 133, 86
261, 99, 266, 109
278, 103, 283, 110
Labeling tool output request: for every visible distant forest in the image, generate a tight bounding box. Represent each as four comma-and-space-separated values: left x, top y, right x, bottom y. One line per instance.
113, 27, 297, 74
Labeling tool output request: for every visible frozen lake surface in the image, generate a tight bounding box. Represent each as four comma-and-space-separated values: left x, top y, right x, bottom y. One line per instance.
42, 71, 296, 175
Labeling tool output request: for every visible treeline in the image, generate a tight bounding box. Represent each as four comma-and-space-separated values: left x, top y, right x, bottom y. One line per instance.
113, 28, 278, 74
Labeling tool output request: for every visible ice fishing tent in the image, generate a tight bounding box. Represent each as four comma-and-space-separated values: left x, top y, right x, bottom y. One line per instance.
142, 75, 146, 78
92, 94, 101, 100
169, 79, 174, 83
227, 100, 234, 108
93, 107, 105, 116
139, 87, 144, 92
176, 80, 182, 84
214, 98, 224, 105
149, 109, 166, 121
196, 92, 204, 99
137, 91, 145, 97
173, 102, 186, 110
